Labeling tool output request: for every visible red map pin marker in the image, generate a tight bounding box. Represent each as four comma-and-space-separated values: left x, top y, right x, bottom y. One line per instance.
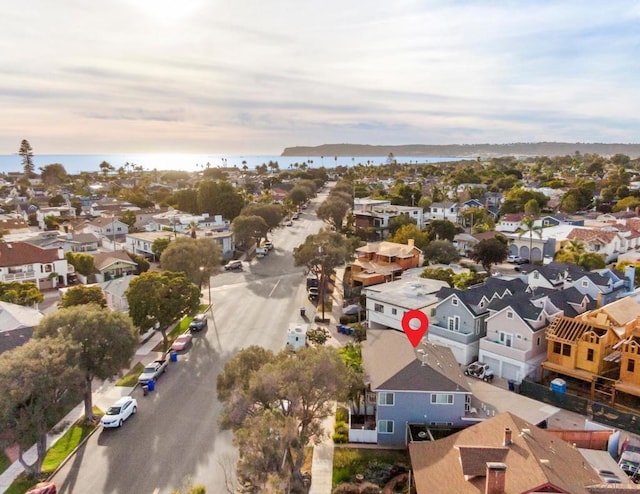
401, 310, 429, 348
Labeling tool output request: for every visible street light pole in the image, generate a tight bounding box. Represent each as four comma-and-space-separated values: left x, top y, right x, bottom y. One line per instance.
200, 266, 214, 320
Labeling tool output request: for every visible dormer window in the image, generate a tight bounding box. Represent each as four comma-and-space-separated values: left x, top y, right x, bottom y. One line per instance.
506, 311, 514, 319
533, 272, 539, 279
452, 298, 458, 306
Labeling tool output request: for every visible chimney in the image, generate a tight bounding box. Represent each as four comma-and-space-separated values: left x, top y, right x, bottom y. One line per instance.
485, 462, 507, 494
57, 246, 64, 259
596, 291, 603, 309
503, 428, 512, 446
408, 238, 415, 247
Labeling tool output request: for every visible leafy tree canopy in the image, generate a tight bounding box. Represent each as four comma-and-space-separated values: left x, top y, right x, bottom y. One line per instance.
425, 219, 460, 242
423, 240, 460, 265
39, 163, 67, 186
388, 223, 429, 252
59, 285, 106, 308
0, 337, 83, 476
470, 236, 509, 274
0, 281, 43, 306
293, 230, 352, 279
240, 203, 284, 232
232, 215, 269, 250
35, 305, 137, 419
126, 271, 200, 349
159, 237, 222, 285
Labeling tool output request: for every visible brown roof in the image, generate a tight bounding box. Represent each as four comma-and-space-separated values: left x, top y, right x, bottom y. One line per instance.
92, 251, 136, 271
0, 242, 61, 267
356, 241, 421, 258
362, 329, 470, 393
409, 412, 602, 494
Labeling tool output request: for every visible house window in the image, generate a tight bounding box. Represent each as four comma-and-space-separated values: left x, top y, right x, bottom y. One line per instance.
448, 316, 460, 331
533, 272, 540, 279
378, 420, 394, 434
587, 348, 594, 362
537, 337, 541, 346
506, 311, 514, 319
431, 394, 454, 405
499, 332, 513, 347
582, 280, 589, 288
553, 342, 561, 354
391, 308, 397, 315
628, 359, 635, 373
562, 344, 571, 357
452, 298, 458, 306
374, 304, 384, 313
378, 392, 394, 406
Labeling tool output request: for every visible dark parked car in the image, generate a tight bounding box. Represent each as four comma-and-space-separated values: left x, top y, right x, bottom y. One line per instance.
189, 314, 208, 332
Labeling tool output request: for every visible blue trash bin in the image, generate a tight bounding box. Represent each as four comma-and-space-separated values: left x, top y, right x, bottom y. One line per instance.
146, 380, 155, 392
170, 351, 178, 362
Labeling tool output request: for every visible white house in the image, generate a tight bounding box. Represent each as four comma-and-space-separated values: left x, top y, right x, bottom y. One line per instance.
0, 242, 72, 289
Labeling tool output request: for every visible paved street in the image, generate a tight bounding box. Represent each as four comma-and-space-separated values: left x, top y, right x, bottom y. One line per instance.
49, 191, 330, 494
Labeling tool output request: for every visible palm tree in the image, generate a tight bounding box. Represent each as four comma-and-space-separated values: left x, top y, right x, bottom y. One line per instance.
555, 238, 586, 264
518, 216, 543, 262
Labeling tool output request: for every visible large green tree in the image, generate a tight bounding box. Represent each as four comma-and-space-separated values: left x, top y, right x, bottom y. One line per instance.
152, 237, 172, 260
197, 181, 245, 220
316, 197, 350, 232
159, 237, 222, 286
240, 203, 284, 233
126, 271, 200, 349
0, 281, 43, 306
293, 231, 351, 280
19, 139, 35, 178
59, 285, 106, 308
425, 219, 460, 242
388, 223, 429, 251
35, 305, 137, 419
0, 338, 83, 476
217, 345, 349, 491
232, 215, 269, 250
423, 240, 460, 265
470, 236, 509, 274
39, 163, 67, 187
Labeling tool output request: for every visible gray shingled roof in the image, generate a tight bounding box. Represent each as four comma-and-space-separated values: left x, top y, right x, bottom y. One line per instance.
362, 329, 470, 393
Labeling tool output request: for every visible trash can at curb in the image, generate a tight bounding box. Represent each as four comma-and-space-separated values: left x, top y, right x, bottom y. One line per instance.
508, 380, 515, 391
170, 351, 178, 362
146, 380, 155, 392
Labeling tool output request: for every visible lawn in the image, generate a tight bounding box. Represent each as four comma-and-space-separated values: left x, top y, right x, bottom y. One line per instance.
0, 449, 10, 475
332, 447, 410, 488
116, 362, 144, 387
6, 409, 101, 494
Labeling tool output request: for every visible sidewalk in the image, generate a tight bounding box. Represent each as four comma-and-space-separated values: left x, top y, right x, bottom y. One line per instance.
309, 267, 348, 494
0, 331, 164, 494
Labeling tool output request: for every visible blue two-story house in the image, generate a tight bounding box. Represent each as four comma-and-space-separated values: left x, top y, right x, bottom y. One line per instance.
359, 329, 472, 446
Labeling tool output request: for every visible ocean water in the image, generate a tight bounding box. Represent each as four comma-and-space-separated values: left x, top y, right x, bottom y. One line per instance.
0, 153, 467, 175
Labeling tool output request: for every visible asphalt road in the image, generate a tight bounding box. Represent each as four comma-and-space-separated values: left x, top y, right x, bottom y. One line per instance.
51, 190, 330, 494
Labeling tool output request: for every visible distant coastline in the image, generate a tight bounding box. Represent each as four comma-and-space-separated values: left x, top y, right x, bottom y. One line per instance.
281, 142, 640, 158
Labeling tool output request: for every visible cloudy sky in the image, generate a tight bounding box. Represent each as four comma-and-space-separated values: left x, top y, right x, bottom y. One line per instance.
1, 0, 639, 154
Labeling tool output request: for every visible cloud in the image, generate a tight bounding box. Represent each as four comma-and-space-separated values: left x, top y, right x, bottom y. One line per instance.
0, 0, 639, 153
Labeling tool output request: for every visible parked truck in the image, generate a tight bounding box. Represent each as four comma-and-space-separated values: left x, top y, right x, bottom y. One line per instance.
138, 358, 168, 385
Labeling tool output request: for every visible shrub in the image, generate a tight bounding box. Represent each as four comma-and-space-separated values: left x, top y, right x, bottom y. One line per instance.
336, 406, 349, 423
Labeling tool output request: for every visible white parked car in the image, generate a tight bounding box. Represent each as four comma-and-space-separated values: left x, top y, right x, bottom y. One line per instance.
100, 396, 137, 428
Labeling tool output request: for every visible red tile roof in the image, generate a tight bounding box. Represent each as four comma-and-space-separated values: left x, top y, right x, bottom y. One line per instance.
0, 242, 61, 267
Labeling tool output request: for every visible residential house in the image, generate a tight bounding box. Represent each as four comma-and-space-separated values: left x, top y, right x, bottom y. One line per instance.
354, 204, 424, 240
350, 240, 422, 287
201, 229, 235, 259
495, 212, 525, 233
92, 251, 137, 283
35, 205, 76, 230
144, 211, 230, 234
0, 242, 72, 289
425, 202, 460, 223
536, 213, 584, 228
0, 301, 44, 354
89, 199, 137, 217
358, 329, 472, 446
478, 288, 594, 382
364, 274, 449, 331
97, 275, 135, 312
125, 231, 175, 260
428, 278, 528, 365
518, 263, 633, 306
66, 233, 100, 253
87, 216, 129, 241
133, 206, 170, 230
565, 227, 625, 263
409, 412, 603, 494
452, 233, 478, 257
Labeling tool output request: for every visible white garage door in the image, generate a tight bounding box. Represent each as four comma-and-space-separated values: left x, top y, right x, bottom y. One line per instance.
502, 362, 521, 381
481, 356, 500, 376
